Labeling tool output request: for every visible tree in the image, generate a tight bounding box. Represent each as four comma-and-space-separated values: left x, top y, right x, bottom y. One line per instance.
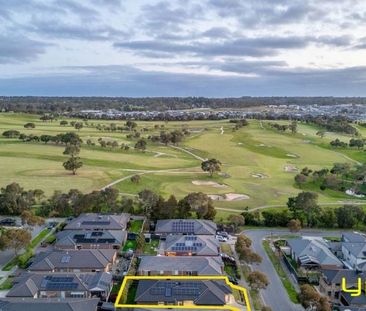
63, 156, 83, 175
60, 120, 68, 126
236, 234, 252, 249
161, 195, 178, 219
330, 163, 351, 176
318, 208, 337, 228
0, 228, 31, 256
74, 122, 83, 131
228, 214, 245, 231
287, 219, 301, 233
299, 284, 330, 310
2, 130, 20, 138
287, 192, 319, 227
134, 139, 147, 152
138, 189, 159, 219
24, 122, 35, 129
294, 174, 307, 187
126, 120, 137, 131
201, 159, 222, 177
63, 145, 80, 157
247, 271, 269, 290
0, 183, 36, 215
336, 205, 364, 228
289, 121, 297, 134
316, 130, 326, 139
130, 175, 141, 184
21, 210, 45, 226
180, 192, 216, 220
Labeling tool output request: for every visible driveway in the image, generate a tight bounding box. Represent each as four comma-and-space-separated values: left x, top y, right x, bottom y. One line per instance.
242, 229, 342, 311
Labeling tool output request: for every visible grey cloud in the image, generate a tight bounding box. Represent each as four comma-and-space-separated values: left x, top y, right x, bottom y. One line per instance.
0, 35, 48, 63
1, 64, 366, 97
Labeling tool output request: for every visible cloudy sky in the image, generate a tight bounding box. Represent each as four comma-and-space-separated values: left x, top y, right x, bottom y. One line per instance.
1, 0, 366, 96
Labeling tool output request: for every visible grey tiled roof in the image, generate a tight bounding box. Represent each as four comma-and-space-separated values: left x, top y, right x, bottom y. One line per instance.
155, 219, 217, 235
0, 299, 99, 311
6, 272, 112, 298
288, 237, 343, 267
343, 242, 366, 258
342, 232, 366, 243
135, 280, 231, 305
138, 256, 223, 275
55, 230, 125, 247
322, 269, 365, 285
164, 235, 220, 256
65, 213, 129, 230
29, 249, 116, 271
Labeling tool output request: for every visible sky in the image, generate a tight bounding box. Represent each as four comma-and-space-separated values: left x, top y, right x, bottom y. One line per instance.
1, 0, 366, 97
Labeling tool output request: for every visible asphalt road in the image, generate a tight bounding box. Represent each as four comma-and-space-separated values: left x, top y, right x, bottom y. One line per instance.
243, 229, 342, 311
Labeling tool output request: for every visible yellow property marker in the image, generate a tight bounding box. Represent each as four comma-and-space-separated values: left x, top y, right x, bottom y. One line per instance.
115, 275, 252, 311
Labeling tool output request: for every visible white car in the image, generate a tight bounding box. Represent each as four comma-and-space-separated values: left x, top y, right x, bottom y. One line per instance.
216, 235, 228, 242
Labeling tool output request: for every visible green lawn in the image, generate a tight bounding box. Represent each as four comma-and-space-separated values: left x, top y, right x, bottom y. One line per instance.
143, 239, 160, 255
1, 113, 365, 220
129, 220, 144, 233
123, 240, 137, 251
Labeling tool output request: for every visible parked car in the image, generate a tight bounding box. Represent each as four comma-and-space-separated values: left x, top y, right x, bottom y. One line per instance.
216, 235, 228, 242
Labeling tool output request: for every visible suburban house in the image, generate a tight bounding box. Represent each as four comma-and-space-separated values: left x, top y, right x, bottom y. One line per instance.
287, 237, 343, 269
341, 232, 366, 270
155, 219, 217, 237
28, 249, 117, 273
163, 235, 220, 256
137, 256, 224, 276
319, 269, 365, 301
55, 230, 126, 250
6, 272, 112, 300
64, 213, 129, 231
134, 280, 233, 306
0, 298, 100, 311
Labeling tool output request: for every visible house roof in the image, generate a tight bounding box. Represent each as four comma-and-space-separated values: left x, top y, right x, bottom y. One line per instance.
55, 230, 125, 247
135, 280, 231, 305
342, 291, 366, 306
6, 272, 112, 298
138, 256, 223, 275
288, 237, 343, 267
342, 232, 366, 243
343, 242, 366, 259
155, 219, 217, 235
322, 269, 365, 285
0, 299, 99, 311
29, 249, 116, 271
164, 235, 220, 256
64, 213, 129, 231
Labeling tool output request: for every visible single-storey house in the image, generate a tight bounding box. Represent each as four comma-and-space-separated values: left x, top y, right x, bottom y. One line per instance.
64, 213, 129, 231
28, 249, 117, 273
6, 272, 112, 300
137, 256, 224, 276
0, 298, 99, 311
135, 280, 233, 306
55, 230, 126, 250
155, 219, 217, 236
163, 235, 220, 256
287, 237, 343, 269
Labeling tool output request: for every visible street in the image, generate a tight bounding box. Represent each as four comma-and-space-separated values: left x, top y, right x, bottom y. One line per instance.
243, 229, 342, 311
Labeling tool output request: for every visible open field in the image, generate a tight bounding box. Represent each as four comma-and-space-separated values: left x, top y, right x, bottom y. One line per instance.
1, 113, 365, 219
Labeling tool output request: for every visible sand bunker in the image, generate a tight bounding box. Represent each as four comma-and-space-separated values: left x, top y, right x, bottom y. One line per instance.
286, 153, 298, 158
208, 193, 250, 201
192, 180, 228, 188
252, 173, 268, 178
284, 164, 299, 173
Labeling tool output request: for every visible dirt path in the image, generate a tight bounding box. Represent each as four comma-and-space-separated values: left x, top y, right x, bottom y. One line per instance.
216, 201, 366, 213
101, 167, 203, 190
168, 145, 206, 161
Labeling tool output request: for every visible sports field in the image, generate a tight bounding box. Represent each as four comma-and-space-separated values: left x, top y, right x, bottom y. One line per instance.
1, 113, 365, 218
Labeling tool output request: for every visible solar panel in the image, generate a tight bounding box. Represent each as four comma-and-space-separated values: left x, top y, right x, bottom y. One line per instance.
81, 221, 111, 226
61, 255, 71, 263
165, 287, 172, 297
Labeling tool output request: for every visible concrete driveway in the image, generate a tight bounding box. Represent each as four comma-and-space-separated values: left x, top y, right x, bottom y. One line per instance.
242, 229, 342, 311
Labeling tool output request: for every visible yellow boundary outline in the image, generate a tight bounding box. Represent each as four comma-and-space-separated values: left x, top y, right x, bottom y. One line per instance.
115, 275, 251, 311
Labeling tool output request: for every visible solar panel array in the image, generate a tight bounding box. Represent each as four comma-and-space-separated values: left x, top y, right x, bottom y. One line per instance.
61, 255, 71, 263
185, 236, 197, 241
73, 233, 116, 244
41, 276, 79, 291
149, 282, 202, 298
172, 221, 195, 233
81, 221, 111, 226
